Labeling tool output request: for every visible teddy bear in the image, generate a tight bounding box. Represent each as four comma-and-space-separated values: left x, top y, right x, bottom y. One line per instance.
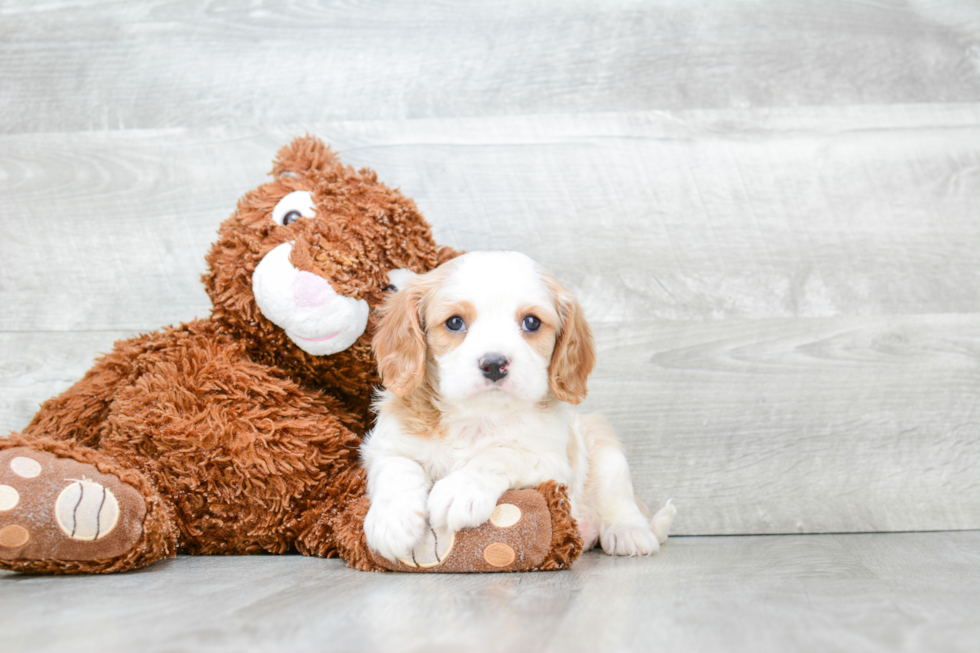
0, 136, 582, 574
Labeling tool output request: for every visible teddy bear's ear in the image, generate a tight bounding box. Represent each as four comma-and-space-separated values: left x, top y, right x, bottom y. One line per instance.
436, 246, 465, 265
270, 135, 342, 178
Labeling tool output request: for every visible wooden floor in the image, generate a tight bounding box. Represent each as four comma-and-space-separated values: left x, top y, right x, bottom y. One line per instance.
3, 532, 978, 653
1, 1, 978, 651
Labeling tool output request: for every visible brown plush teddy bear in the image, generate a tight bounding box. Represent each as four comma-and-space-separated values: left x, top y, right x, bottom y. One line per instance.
0, 136, 581, 574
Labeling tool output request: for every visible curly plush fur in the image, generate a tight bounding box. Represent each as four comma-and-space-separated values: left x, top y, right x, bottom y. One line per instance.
0, 137, 581, 574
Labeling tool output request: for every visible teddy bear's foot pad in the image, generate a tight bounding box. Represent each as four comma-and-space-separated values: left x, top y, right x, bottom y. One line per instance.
370, 489, 553, 573
0, 448, 145, 561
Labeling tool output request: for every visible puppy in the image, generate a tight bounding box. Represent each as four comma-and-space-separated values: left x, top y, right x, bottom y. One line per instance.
362, 251, 675, 563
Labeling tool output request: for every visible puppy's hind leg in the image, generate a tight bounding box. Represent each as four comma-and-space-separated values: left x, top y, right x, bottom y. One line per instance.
579, 415, 662, 556
651, 499, 676, 544
638, 497, 677, 544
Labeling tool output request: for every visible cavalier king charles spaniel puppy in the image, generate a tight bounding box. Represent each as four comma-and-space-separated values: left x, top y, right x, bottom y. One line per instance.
362, 251, 675, 563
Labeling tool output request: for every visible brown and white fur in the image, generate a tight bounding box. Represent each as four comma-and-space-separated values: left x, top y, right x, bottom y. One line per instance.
362, 251, 676, 563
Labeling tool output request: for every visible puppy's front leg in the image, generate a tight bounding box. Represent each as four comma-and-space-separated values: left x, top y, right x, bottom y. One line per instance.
427, 448, 519, 533
363, 456, 431, 563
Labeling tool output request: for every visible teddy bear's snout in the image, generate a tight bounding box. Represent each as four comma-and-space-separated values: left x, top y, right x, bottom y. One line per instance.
292, 270, 337, 308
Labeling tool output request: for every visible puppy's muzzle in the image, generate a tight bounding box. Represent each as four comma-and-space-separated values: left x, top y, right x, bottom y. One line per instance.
479, 354, 509, 382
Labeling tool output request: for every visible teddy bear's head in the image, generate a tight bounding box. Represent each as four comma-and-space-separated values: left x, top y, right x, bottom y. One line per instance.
203, 136, 455, 406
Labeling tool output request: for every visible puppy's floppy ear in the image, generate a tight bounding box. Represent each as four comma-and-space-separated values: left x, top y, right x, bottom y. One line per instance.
547, 277, 596, 405
373, 281, 427, 396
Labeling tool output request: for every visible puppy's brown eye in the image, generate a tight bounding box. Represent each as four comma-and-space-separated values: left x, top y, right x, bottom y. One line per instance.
384, 284, 397, 292
282, 210, 302, 226
446, 316, 465, 332
522, 315, 541, 332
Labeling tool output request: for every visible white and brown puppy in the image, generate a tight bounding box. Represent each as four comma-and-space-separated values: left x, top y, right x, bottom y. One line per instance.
362, 251, 675, 563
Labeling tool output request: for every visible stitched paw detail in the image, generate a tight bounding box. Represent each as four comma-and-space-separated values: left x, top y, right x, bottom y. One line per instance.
55, 480, 120, 541
363, 497, 429, 563
0, 524, 30, 548
489, 503, 521, 528
0, 447, 146, 562
397, 526, 455, 569
0, 485, 20, 511
370, 490, 553, 573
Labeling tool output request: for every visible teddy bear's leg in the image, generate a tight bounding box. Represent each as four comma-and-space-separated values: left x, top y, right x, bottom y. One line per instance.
294, 466, 378, 569
0, 435, 177, 574
297, 476, 583, 573
80, 338, 366, 559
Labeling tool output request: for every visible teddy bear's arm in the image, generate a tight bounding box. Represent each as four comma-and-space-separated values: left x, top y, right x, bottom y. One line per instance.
298, 476, 584, 573
375, 481, 583, 572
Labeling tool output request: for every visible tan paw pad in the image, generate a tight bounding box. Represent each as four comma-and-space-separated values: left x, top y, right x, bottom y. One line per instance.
0, 524, 30, 548
483, 542, 516, 567
0, 447, 147, 562
0, 485, 19, 511
398, 527, 455, 568
10, 457, 41, 478
489, 503, 521, 528
55, 480, 120, 541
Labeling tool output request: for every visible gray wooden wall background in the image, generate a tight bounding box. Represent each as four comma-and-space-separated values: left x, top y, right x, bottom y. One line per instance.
1, 0, 977, 537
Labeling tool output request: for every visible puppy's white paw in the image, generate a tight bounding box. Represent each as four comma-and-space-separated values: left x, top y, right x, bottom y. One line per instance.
600, 519, 661, 556
364, 497, 428, 563
427, 471, 501, 533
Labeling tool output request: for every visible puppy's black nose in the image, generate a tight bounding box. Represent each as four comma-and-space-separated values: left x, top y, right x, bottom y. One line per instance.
479, 354, 509, 382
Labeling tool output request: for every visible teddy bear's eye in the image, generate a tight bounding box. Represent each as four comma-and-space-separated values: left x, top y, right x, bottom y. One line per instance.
272, 191, 316, 226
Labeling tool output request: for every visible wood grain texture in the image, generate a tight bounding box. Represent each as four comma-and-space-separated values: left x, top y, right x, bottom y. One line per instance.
1, 532, 978, 653
0, 332, 133, 435
2, 104, 978, 330
0, 1, 978, 537
354, 108, 980, 321
586, 314, 980, 534
2, 317, 976, 534
1, 115, 978, 533
0, 131, 267, 331
1, 0, 979, 133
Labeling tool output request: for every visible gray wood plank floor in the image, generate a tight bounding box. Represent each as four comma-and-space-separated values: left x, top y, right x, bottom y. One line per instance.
2, 532, 978, 653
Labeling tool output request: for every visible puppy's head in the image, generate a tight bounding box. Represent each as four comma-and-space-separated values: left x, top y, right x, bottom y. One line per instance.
373, 251, 595, 406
